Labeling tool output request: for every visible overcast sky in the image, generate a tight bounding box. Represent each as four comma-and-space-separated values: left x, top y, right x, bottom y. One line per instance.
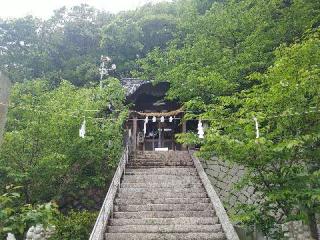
0, 0, 169, 19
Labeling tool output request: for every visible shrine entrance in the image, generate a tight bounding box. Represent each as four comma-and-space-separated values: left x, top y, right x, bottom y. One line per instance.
125, 81, 185, 151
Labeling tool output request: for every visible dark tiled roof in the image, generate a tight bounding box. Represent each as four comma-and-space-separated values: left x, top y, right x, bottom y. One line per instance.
120, 78, 150, 96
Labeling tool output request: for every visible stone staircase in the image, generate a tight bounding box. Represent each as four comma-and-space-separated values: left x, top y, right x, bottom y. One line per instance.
105, 151, 230, 240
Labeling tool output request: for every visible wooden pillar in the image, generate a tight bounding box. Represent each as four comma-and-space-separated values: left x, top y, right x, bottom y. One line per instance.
132, 117, 138, 152
158, 121, 161, 148
182, 120, 187, 150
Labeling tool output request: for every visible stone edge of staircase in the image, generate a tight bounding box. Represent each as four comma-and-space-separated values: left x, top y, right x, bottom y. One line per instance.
189, 150, 240, 240
89, 146, 129, 240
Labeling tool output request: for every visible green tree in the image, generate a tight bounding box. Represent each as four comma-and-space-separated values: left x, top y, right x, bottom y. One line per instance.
185, 29, 320, 238
0, 78, 127, 207
0, 185, 58, 240
137, 0, 320, 237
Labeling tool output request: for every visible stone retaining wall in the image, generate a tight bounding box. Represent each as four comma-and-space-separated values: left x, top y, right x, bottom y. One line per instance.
282, 221, 313, 240
199, 156, 255, 210
199, 155, 316, 240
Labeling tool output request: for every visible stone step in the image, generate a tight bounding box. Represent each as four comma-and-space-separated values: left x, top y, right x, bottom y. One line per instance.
122, 175, 201, 184
121, 178, 201, 185
124, 174, 198, 180
114, 203, 213, 212
109, 217, 219, 226
117, 191, 207, 199
125, 168, 197, 174
127, 163, 194, 167
118, 188, 205, 194
105, 232, 226, 240
127, 166, 194, 169
114, 197, 211, 205
113, 210, 216, 219
107, 224, 222, 233
104, 151, 229, 240
129, 161, 193, 165
130, 159, 193, 163
132, 152, 191, 158
119, 185, 205, 193
130, 158, 193, 162
123, 176, 200, 183
120, 182, 203, 188
123, 174, 199, 179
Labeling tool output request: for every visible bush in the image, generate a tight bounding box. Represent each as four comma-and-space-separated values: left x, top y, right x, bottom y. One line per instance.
0, 79, 127, 206
0, 185, 58, 240
50, 211, 98, 240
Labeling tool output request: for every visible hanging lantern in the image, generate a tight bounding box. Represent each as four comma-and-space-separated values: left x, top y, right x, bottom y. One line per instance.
161, 116, 165, 123
152, 116, 157, 122
198, 120, 204, 139
169, 116, 173, 122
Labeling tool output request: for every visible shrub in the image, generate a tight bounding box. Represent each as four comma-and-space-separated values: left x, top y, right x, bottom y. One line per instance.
50, 210, 98, 240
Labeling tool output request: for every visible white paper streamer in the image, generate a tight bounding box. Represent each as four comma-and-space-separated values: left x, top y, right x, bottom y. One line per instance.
253, 117, 260, 138
197, 120, 204, 139
143, 117, 148, 136
79, 119, 86, 138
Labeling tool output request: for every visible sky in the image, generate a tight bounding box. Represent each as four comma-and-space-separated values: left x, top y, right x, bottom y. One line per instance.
0, 0, 169, 19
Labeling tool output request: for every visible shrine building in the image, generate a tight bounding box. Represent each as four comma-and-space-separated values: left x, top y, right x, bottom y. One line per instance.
122, 78, 188, 151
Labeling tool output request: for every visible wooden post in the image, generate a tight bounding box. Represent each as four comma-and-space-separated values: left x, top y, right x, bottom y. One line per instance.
0, 72, 11, 144
132, 117, 137, 152
158, 121, 161, 148
182, 120, 187, 150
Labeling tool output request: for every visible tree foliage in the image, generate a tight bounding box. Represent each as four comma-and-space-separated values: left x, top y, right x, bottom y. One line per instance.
136, 0, 320, 237
0, 185, 58, 240
1, 0, 320, 238
0, 78, 127, 207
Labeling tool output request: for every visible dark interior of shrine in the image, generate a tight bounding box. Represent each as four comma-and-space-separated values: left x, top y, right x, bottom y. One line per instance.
126, 82, 185, 151
126, 82, 180, 112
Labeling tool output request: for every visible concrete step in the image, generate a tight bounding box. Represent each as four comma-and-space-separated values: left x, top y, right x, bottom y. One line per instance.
129, 160, 193, 164
125, 168, 197, 174
132, 151, 190, 156
104, 151, 229, 240
130, 158, 193, 162
118, 191, 207, 199
121, 178, 201, 185
114, 197, 211, 205
114, 203, 213, 212
107, 224, 222, 233
109, 217, 220, 226
118, 188, 206, 195
129, 159, 193, 163
127, 166, 194, 169
122, 179, 201, 185
105, 232, 226, 240
120, 182, 203, 188
113, 210, 216, 219
124, 173, 197, 177
123, 175, 200, 182
127, 163, 194, 167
